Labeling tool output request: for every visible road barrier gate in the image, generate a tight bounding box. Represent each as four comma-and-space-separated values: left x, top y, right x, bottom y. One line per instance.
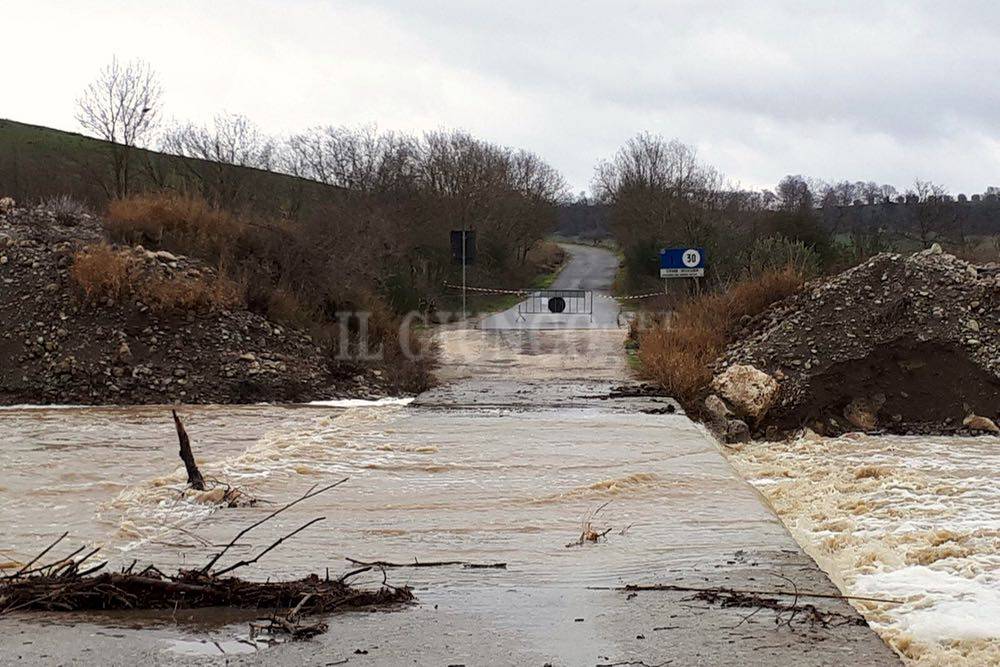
517, 290, 593, 321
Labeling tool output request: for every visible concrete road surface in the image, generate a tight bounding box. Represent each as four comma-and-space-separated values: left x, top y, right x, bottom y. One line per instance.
479, 243, 623, 330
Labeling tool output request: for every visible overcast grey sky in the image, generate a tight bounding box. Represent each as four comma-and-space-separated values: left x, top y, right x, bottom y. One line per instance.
4, 1, 999, 194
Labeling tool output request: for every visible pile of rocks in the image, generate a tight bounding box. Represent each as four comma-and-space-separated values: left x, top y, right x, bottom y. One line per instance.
706, 245, 1000, 439
0, 202, 393, 405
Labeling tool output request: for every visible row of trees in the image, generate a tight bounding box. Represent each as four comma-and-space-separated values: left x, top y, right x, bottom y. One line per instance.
71, 58, 993, 300
71, 58, 567, 314
592, 133, 997, 291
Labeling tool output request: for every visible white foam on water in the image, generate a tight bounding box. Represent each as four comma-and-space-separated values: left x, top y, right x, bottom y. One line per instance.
101, 404, 416, 553
306, 397, 415, 408
728, 433, 1000, 665
855, 566, 1000, 641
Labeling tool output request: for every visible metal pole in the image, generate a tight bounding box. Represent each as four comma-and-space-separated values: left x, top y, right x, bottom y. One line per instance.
461, 226, 467, 320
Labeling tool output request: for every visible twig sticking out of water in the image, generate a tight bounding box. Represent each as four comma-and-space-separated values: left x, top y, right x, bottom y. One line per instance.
566, 501, 616, 547
5, 532, 68, 579
200, 478, 348, 576
173, 410, 205, 491
170, 413, 255, 508
213, 517, 326, 577
345, 557, 507, 570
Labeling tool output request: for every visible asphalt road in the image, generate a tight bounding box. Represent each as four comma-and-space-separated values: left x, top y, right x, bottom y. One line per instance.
479, 243, 623, 330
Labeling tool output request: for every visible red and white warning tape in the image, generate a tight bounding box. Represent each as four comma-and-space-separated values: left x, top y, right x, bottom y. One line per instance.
597, 291, 664, 301
442, 283, 527, 295
443, 283, 662, 301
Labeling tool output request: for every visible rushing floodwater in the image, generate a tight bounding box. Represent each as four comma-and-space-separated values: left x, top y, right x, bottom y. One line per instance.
0, 400, 797, 661
729, 432, 1000, 666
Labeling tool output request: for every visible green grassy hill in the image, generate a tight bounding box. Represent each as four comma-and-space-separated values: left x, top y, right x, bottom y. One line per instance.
0, 118, 342, 216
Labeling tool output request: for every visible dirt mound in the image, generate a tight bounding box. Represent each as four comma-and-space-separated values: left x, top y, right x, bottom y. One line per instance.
716, 246, 1000, 437
0, 204, 391, 405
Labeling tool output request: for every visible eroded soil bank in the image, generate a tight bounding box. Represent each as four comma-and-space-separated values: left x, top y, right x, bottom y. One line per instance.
0, 204, 392, 405
710, 246, 1000, 438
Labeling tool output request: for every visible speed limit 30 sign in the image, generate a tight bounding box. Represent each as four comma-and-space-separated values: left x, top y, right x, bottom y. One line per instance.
659, 247, 706, 278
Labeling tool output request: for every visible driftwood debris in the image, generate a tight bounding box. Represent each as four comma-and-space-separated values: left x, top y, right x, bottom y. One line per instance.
345, 557, 507, 570
0, 569, 411, 616
172, 410, 205, 490
595, 583, 903, 605
0, 481, 413, 636
170, 411, 254, 507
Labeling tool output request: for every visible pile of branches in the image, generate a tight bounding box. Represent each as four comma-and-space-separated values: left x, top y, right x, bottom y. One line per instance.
690, 588, 867, 629
0, 566, 411, 617
0, 480, 413, 631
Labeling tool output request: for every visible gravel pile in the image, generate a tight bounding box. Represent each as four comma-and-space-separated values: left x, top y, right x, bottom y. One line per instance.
0, 203, 391, 405
714, 245, 1000, 437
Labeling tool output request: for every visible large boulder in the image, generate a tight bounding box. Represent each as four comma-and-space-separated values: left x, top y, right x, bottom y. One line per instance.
963, 413, 1000, 434
711, 364, 779, 422
843, 394, 886, 432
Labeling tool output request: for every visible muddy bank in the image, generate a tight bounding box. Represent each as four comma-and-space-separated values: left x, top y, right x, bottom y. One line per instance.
0, 204, 392, 405
710, 246, 1000, 438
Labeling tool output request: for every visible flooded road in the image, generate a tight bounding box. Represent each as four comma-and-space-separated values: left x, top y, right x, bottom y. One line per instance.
0, 365, 896, 663
0, 244, 896, 665
729, 433, 1000, 666
4, 401, 760, 584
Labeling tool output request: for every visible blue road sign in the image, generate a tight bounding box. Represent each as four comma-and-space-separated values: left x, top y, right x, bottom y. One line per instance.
660, 247, 706, 278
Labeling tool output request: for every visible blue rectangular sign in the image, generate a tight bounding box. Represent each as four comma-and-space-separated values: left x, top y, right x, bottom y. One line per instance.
660, 247, 706, 277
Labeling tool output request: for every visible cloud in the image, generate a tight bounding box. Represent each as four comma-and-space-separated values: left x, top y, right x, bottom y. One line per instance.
3, 0, 1000, 193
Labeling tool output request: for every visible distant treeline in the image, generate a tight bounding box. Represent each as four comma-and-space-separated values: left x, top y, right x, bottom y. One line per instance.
557, 193, 1000, 244
0, 118, 567, 312
590, 133, 1000, 292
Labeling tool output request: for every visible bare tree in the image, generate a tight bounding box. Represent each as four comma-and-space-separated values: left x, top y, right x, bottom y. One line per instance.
75, 57, 161, 198
593, 134, 733, 286
906, 179, 949, 248
161, 113, 276, 206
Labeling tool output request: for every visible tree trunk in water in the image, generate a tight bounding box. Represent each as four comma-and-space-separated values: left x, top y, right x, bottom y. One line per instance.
173, 410, 206, 490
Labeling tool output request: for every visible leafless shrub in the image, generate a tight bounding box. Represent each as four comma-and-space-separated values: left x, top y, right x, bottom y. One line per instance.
44, 194, 90, 224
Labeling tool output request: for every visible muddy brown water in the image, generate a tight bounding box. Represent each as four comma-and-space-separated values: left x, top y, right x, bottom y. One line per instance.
2, 401, 754, 582
730, 431, 1000, 666
0, 393, 895, 664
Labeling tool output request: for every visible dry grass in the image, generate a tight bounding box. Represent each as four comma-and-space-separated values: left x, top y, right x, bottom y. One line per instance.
70, 243, 243, 314
69, 244, 137, 302
141, 273, 244, 313
106, 193, 244, 257
638, 267, 804, 401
